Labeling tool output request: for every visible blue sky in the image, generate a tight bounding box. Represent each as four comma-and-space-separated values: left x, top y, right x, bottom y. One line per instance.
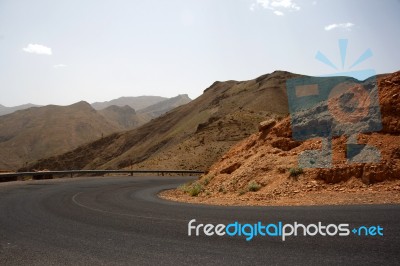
0, 0, 399, 106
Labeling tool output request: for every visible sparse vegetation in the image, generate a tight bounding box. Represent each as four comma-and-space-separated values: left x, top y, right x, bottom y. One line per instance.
248, 181, 261, 192
202, 175, 214, 186
289, 167, 304, 179
238, 189, 247, 196
189, 183, 203, 196
178, 181, 204, 197
177, 183, 190, 192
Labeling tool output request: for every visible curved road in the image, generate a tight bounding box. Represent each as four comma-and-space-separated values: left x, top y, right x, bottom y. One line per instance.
0, 176, 399, 265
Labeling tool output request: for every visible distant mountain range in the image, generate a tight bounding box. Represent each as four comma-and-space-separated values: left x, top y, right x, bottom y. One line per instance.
0, 103, 40, 116
0, 95, 191, 170
98, 95, 191, 130
137, 94, 193, 119
91, 96, 167, 110
0, 95, 191, 117
24, 71, 296, 172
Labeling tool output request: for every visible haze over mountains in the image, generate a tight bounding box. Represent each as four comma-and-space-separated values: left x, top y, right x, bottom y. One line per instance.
25, 71, 296, 172
1, 95, 191, 117
0, 103, 40, 116
0, 95, 191, 170
91, 96, 167, 110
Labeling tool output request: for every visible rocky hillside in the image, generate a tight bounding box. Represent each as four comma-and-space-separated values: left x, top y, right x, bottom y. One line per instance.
91, 96, 167, 110
137, 94, 192, 119
0, 102, 118, 170
23, 71, 297, 171
162, 71, 400, 206
98, 95, 192, 130
0, 94, 193, 171
98, 105, 146, 130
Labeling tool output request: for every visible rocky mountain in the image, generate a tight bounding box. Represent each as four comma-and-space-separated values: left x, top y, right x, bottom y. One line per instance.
137, 94, 192, 119
91, 96, 167, 110
23, 71, 297, 172
0, 94, 192, 170
98, 95, 192, 130
164, 71, 400, 206
98, 105, 145, 130
0, 102, 118, 170
0, 103, 41, 116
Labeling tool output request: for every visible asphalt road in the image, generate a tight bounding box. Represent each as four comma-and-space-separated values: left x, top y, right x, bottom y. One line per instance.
0, 176, 399, 266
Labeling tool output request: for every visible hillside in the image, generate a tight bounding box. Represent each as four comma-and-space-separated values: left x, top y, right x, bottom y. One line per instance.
161, 71, 400, 206
98, 105, 145, 130
24, 71, 297, 171
91, 96, 167, 110
0, 103, 40, 116
137, 94, 192, 119
0, 102, 119, 170
98, 95, 192, 130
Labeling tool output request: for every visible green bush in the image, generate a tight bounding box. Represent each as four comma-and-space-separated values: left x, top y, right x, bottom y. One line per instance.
178, 183, 190, 193
188, 183, 203, 197
178, 182, 203, 196
248, 181, 261, 192
289, 167, 304, 178
202, 177, 210, 186
238, 189, 247, 196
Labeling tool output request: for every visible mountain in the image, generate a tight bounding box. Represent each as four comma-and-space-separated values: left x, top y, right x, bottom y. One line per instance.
24, 71, 296, 172
91, 96, 167, 110
0, 94, 193, 170
0, 101, 119, 170
98, 95, 192, 130
0, 103, 41, 116
163, 71, 400, 206
137, 94, 192, 119
98, 105, 147, 130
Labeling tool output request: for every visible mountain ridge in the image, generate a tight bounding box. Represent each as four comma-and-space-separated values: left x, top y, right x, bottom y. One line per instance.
24, 70, 298, 172
0, 95, 191, 170
162, 71, 400, 206
91, 96, 167, 110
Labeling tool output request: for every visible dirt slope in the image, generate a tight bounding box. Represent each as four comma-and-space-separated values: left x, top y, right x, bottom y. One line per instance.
162, 71, 400, 206
24, 71, 297, 171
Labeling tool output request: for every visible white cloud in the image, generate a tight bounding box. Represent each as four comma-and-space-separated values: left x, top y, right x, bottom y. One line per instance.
270, 0, 300, 10
252, 0, 300, 15
274, 10, 284, 16
53, 64, 67, 68
324, 22, 354, 31
256, 0, 272, 9
22, 43, 52, 55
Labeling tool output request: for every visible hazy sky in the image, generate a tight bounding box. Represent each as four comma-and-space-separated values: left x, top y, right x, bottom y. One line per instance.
0, 0, 399, 106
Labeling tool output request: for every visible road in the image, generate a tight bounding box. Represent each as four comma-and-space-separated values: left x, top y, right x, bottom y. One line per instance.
0, 176, 399, 265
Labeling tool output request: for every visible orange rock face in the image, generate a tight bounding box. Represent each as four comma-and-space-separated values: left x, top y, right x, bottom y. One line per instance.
162, 71, 400, 206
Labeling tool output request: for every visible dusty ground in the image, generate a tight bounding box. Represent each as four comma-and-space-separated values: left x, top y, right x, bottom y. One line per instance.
160, 177, 400, 206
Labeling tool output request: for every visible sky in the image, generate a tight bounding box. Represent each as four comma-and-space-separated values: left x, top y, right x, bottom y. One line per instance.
0, 0, 399, 106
